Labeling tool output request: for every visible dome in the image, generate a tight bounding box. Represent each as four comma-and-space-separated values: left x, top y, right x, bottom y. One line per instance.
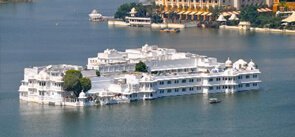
248, 59, 255, 66
247, 59, 256, 70
78, 92, 87, 99
233, 59, 247, 70
225, 57, 232, 67
130, 7, 137, 14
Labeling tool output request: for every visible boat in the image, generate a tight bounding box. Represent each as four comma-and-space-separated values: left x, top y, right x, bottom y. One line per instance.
89, 9, 104, 22
209, 98, 221, 104
160, 28, 180, 33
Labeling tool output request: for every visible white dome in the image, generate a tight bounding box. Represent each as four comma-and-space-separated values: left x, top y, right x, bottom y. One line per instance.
247, 59, 256, 70
225, 57, 232, 67
233, 59, 247, 70
78, 92, 87, 99
130, 7, 137, 14
248, 60, 255, 67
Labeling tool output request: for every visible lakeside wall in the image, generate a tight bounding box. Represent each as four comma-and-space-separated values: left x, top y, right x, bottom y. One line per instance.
108, 20, 197, 29
220, 25, 295, 34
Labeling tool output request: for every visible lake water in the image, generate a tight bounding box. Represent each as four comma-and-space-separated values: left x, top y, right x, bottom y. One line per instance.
1, 0, 295, 137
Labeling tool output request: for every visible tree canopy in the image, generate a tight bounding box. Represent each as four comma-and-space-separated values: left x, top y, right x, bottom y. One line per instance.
151, 14, 163, 23
80, 77, 92, 92
240, 5, 259, 24
135, 61, 148, 72
63, 70, 91, 97
240, 5, 282, 28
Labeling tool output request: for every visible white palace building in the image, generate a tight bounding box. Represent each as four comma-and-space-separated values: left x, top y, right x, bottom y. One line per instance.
19, 44, 261, 106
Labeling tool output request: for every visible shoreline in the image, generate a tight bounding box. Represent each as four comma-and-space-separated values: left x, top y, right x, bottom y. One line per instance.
107, 20, 198, 29
219, 25, 295, 34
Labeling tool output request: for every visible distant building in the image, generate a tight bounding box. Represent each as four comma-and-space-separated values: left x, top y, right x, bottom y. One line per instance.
19, 64, 83, 105
20, 45, 262, 106
273, 0, 295, 11
155, 0, 273, 10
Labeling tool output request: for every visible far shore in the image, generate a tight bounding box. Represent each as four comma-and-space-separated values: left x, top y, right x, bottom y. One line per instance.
220, 25, 295, 34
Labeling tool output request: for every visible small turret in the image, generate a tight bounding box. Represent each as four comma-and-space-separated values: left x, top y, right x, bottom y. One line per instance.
130, 7, 137, 17
225, 57, 233, 68
247, 59, 256, 70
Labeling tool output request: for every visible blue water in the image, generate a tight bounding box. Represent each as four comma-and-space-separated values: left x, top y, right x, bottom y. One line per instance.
1, 0, 295, 137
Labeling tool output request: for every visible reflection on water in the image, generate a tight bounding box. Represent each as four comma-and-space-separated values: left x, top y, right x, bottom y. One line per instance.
0, 0, 33, 4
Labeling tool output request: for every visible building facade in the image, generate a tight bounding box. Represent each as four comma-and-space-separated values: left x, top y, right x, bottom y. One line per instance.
19, 45, 262, 106
155, 0, 273, 10
18, 64, 83, 105
273, 0, 295, 11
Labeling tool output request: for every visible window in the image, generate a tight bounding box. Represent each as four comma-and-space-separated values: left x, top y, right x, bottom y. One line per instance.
196, 78, 201, 82
253, 83, 257, 86
167, 81, 171, 84
182, 79, 186, 83
209, 78, 213, 82
216, 86, 221, 90
160, 81, 164, 85
246, 84, 250, 87
197, 87, 201, 90
246, 75, 250, 79
209, 87, 214, 90
167, 89, 172, 93
189, 79, 194, 82
253, 74, 257, 78
160, 90, 164, 94
239, 84, 243, 88
133, 94, 137, 98
175, 80, 179, 84
216, 78, 221, 81
175, 89, 179, 92
189, 87, 194, 91
182, 88, 186, 92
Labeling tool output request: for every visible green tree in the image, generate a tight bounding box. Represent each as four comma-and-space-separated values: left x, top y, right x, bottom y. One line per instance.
80, 77, 92, 92
96, 70, 100, 77
240, 5, 259, 25
114, 2, 149, 20
151, 14, 163, 23
63, 72, 82, 97
63, 70, 92, 97
135, 61, 148, 72
209, 6, 223, 21
114, 2, 137, 19
135, 3, 147, 17
65, 69, 82, 79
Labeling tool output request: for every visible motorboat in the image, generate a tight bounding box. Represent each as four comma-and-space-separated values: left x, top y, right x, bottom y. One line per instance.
160, 28, 180, 33
209, 98, 221, 104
